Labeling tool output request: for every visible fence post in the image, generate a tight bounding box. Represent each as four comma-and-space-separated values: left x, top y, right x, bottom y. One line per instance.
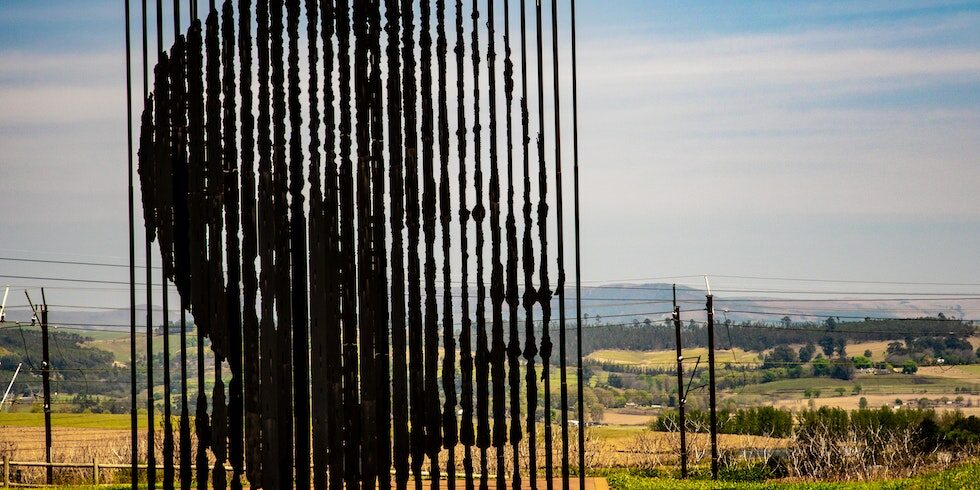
3, 453, 8, 487
93, 457, 100, 485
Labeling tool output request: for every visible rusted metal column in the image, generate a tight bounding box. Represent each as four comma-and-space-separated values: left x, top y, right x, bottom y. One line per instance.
502, 0, 523, 486
486, 0, 509, 485
386, 0, 410, 486
255, 0, 278, 485
436, 0, 459, 486
236, 0, 261, 485
534, 0, 555, 484
419, 0, 444, 484
454, 0, 475, 485
518, 0, 539, 485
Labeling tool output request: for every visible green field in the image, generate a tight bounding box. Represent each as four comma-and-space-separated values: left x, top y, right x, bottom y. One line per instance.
85, 332, 193, 362
0, 412, 149, 429
734, 373, 968, 398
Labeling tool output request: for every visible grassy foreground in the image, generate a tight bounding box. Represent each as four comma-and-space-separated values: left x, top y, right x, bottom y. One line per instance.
45, 463, 980, 490
605, 461, 980, 489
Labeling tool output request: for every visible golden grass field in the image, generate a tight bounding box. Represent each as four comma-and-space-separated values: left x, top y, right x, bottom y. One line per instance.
587, 347, 762, 366
773, 393, 980, 415
601, 409, 656, 426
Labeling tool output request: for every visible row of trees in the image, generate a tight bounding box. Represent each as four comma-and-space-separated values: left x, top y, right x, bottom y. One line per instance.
578, 317, 974, 355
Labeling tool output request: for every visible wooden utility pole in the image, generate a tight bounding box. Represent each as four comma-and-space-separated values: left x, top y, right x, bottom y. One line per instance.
27, 289, 53, 484
705, 277, 719, 480
672, 285, 687, 478
41, 299, 52, 484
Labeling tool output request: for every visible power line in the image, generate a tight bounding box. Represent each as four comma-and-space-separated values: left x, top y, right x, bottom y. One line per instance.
0, 275, 133, 286
0, 256, 160, 270
709, 274, 980, 288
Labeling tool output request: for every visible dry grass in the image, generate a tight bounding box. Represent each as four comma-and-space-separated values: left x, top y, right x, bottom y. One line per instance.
589, 429, 788, 469
602, 409, 656, 426
919, 365, 980, 380
773, 393, 980, 415
588, 348, 761, 366
0, 420, 199, 486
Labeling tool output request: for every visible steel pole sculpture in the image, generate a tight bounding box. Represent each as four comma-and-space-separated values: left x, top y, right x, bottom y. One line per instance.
255, 0, 277, 484
385, 0, 410, 487
237, 0, 260, 485
401, 0, 425, 485
503, 1, 523, 487
470, 1, 492, 486
123, 0, 139, 485
519, 0, 539, 485
436, 0, 459, 486
170, 3, 194, 487
419, 0, 443, 484
534, 0, 555, 485
570, 0, 586, 485
486, 0, 509, 485
550, 0, 570, 486
132, 0, 589, 487
142, 0, 156, 483
454, 0, 475, 485
320, 2, 344, 486
306, 0, 327, 487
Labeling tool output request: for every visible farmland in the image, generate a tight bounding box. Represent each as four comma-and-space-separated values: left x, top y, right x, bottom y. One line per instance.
2, 316, 979, 487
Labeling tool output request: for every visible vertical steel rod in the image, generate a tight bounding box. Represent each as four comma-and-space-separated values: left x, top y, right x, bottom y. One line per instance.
125, 0, 140, 485
570, 0, 586, 485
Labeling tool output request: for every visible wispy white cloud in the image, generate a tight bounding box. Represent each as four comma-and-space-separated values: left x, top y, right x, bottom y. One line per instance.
573, 15, 980, 224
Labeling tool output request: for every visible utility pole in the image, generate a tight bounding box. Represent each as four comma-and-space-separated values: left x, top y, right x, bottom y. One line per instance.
672, 284, 687, 478
704, 277, 719, 480
28, 289, 53, 484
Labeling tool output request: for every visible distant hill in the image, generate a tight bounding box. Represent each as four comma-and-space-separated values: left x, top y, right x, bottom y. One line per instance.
572, 283, 974, 324
0, 283, 970, 337
0, 323, 130, 396
1, 304, 185, 335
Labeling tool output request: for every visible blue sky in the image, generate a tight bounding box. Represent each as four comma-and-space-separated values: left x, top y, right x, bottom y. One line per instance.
1, 0, 979, 311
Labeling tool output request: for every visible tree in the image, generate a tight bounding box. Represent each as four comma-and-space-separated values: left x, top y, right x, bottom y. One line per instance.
834, 337, 847, 357
835, 387, 846, 397
781, 316, 792, 328
812, 356, 831, 377
818, 336, 835, 357
853, 356, 872, 370
831, 357, 856, 380
799, 342, 816, 363
824, 316, 838, 330
764, 344, 798, 368
859, 397, 868, 409
863, 349, 873, 359
902, 359, 919, 375
583, 388, 605, 424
